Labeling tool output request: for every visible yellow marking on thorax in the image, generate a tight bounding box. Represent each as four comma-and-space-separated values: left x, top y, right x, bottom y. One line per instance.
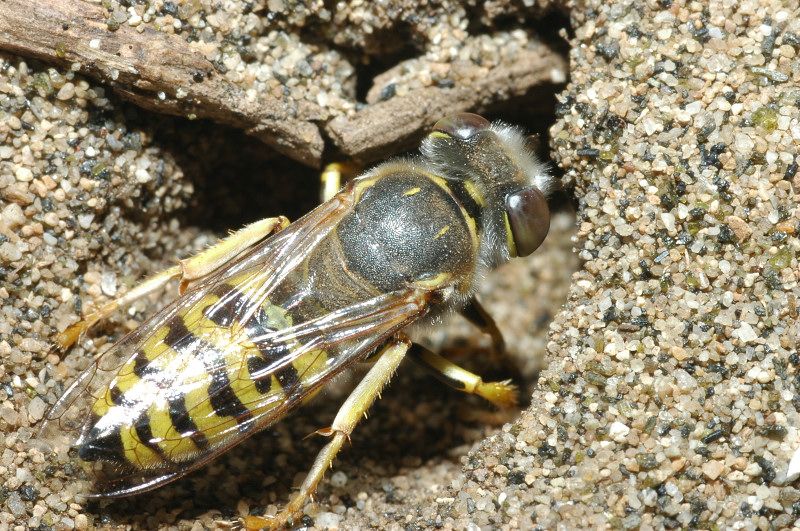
403, 186, 421, 196
412, 272, 452, 290
418, 172, 481, 251
463, 180, 485, 206
351, 176, 378, 201
435, 225, 450, 239
422, 172, 451, 190
462, 210, 479, 250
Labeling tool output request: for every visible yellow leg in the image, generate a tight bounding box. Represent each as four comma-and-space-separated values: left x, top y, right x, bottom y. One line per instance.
176, 216, 290, 289
320, 162, 362, 203
408, 343, 518, 408
460, 296, 506, 357
55, 216, 290, 350
243, 338, 409, 530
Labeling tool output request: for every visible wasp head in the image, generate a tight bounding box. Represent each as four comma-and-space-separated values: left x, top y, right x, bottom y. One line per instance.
421, 113, 553, 263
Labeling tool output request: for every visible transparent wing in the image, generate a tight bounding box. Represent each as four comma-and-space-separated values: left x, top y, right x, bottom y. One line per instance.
44, 196, 345, 430
40, 193, 434, 496
84, 289, 426, 497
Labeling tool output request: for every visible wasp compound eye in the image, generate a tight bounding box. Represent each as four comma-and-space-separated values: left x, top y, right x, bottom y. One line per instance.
432, 113, 490, 140
505, 186, 550, 257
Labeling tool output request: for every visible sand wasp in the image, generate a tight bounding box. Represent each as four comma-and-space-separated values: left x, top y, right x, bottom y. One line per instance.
42, 113, 553, 528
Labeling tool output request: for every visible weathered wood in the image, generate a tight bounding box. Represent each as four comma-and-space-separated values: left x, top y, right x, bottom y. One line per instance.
326, 43, 567, 162
0, 1, 567, 167
0, 0, 325, 166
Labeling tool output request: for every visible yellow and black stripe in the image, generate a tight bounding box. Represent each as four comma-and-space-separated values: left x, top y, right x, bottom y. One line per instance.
441, 177, 484, 234
81, 281, 330, 469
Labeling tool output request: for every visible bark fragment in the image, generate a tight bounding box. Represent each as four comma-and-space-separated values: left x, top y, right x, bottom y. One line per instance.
327, 43, 567, 162
0, 0, 325, 166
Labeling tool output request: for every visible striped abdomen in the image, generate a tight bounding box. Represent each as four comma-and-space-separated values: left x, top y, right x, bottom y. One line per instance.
78, 276, 331, 470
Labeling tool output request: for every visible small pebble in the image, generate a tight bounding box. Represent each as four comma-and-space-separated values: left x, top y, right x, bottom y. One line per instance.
27, 397, 46, 422
673, 369, 697, 392
6, 492, 25, 516
56, 82, 75, 100
315, 512, 341, 529
660, 212, 676, 232
725, 216, 752, 241
0, 241, 23, 262
735, 323, 759, 344
135, 168, 152, 183
330, 471, 348, 487
77, 213, 94, 229
101, 271, 117, 297
609, 421, 630, 442
15, 166, 33, 182
703, 460, 725, 480
2, 203, 26, 228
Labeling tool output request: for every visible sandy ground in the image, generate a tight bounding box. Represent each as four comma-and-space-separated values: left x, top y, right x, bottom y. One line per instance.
2, 0, 800, 529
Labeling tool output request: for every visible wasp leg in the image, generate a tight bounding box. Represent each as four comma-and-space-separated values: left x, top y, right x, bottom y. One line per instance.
460, 296, 506, 358
460, 297, 527, 387
408, 343, 518, 408
244, 338, 409, 531
320, 162, 362, 203
176, 216, 290, 289
55, 216, 290, 350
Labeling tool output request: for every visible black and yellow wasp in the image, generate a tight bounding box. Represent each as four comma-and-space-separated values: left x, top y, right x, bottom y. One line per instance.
42, 113, 552, 528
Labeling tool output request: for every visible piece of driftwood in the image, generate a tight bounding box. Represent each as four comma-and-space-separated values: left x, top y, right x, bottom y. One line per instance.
326, 43, 567, 162
0, 1, 566, 166
0, 0, 325, 166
